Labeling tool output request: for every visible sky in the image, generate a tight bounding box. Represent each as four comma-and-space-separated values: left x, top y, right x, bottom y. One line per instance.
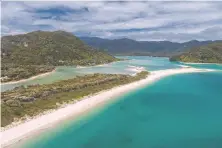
1, 1, 222, 42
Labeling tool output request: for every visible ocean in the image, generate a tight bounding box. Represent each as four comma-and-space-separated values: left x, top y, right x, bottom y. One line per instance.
16, 59, 222, 148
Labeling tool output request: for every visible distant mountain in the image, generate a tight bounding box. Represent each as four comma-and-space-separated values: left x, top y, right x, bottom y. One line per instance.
1, 31, 117, 82
170, 42, 222, 63
80, 37, 220, 57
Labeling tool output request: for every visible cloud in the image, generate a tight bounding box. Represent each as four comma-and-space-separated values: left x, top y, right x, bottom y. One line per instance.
1, 1, 222, 42
107, 26, 222, 42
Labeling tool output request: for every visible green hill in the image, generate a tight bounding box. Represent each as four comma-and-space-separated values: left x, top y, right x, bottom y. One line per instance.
1, 31, 117, 82
2, 30, 117, 66
170, 42, 222, 63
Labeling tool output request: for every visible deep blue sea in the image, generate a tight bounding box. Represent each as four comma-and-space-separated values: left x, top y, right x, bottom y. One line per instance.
18, 68, 222, 148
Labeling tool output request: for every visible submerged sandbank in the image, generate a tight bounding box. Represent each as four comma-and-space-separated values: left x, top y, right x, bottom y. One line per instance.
0, 67, 215, 147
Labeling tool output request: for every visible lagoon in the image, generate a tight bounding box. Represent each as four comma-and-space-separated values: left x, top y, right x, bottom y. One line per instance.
1, 57, 181, 92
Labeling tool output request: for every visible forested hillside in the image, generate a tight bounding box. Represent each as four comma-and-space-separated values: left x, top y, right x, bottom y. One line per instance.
170, 42, 222, 63
1, 31, 117, 82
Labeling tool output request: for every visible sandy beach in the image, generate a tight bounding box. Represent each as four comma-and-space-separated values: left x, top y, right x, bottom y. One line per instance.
1, 70, 56, 85
0, 67, 215, 147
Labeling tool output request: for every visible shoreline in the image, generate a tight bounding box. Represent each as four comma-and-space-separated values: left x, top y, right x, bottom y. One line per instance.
1, 60, 128, 86
1, 69, 56, 85
181, 62, 222, 65
0, 67, 215, 147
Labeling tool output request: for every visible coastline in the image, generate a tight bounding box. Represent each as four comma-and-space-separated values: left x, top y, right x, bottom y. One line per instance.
1, 69, 56, 85
0, 67, 215, 147
1, 60, 123, 86
181, 62, 222, 65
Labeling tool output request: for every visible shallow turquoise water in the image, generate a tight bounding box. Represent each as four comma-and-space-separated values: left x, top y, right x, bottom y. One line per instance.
20, 71, 222, 148
183, 63, 222, 70
1, 56, 180, 92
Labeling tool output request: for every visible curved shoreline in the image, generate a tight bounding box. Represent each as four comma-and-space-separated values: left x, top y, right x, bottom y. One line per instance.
0, 67, 215, 147
1, 70, 56, 85
1, 61, 117, 85
180, 62, 222, 65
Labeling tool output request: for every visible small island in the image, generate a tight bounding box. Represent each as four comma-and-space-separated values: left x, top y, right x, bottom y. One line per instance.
170, 42, 222, 64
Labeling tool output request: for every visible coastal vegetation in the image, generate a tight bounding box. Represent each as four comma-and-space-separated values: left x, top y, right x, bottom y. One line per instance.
1, 64, 55, 82
170, 42, 222, 63
1, 71, 149, 127
1, 30, 118, 82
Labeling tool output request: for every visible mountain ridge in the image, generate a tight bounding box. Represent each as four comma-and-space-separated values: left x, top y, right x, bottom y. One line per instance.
80, 36, 221, 57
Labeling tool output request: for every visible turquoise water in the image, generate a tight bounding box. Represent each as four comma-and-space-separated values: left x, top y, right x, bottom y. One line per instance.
117, 56, 181, 71
182, 63, 222, 70
1, 56, 180, 92
3, 56, 222, 148
19, 71, 222, 148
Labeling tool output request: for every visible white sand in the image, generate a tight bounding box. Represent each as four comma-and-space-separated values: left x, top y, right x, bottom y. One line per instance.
1, 70, 56, 85
127, 66, 146, 75
178, 65, 191, 68
0, 67, 215, 147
